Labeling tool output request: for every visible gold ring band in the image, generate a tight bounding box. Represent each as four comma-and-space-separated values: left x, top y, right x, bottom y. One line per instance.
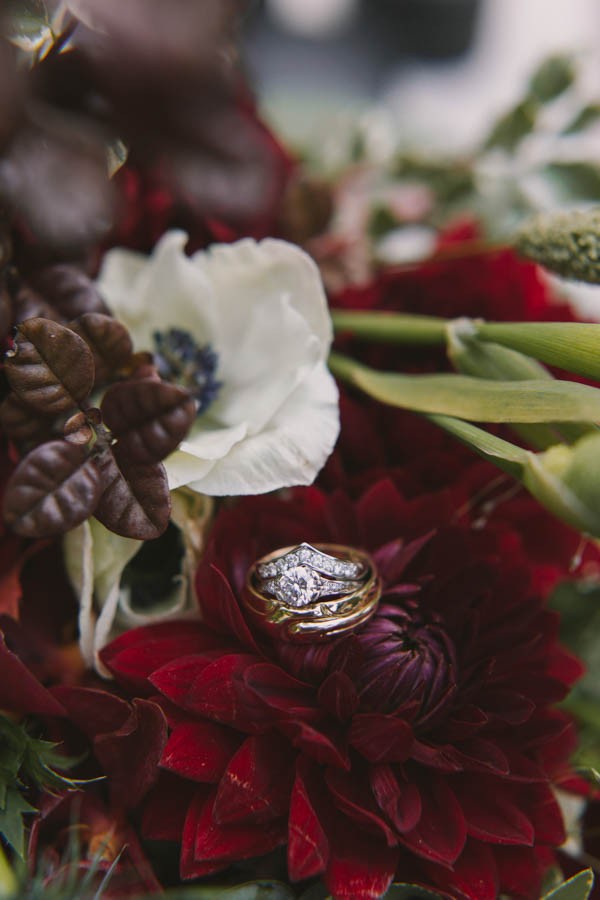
244, 543, 381, 642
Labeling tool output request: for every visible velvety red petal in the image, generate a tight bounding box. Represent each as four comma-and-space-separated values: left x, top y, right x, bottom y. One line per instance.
479, 689, 535, 725
288, 759, 330, 881
349, 713, 414, 763
280, 719, 350, 770
0, 633, 66, 717
94, 698, 168, 809
400, 774, 466, 865
214, 733, 294, 825
180, 786, 224, 880
318, 671, 358, 720
161, 720, 241, 783
196, 564, 259, 653
454, 738, 510, 775
52, 685, 130, 737
370, 764, 422, 833
326, 819, 399, 900
194, 788, 287, 864
527, 783, 566, 845
149, 653, 224, 706
101, 621, 222, 690
426, 840, 498, 900
243, 662, 317, 718
326, 767, 398, 845
495, 846, 547, 899
453, 776, 535, 846
142, 772, 191, 841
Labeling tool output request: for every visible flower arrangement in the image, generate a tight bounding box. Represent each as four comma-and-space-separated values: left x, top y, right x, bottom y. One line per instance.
0, 3, 599, 900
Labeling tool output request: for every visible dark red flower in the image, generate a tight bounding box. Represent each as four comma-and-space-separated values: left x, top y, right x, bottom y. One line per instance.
101, 481, 584, 900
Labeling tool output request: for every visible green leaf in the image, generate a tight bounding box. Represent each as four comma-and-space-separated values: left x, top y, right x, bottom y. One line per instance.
562, 103, 600, 135
475, 322, 600, 381
527, 55, 575, 103
542, 869, 594, 900
541, 162, 600, 203
341, 363, 600, 425
0, 787, 35, 858
483, 100, 538, 151
22, 738, 87, 793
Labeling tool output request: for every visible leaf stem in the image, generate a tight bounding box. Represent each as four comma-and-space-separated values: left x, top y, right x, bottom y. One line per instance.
331, 311, 448, 345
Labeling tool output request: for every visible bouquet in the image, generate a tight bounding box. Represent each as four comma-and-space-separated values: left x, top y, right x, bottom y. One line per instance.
0, 3, 599, 899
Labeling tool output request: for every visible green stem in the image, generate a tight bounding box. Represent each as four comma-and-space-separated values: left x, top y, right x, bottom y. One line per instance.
331, 311, 448, 345
328, 350, 369, 383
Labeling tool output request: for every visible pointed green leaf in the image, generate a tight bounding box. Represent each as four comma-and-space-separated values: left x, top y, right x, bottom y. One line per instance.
475, 322, 600, 380
527, 55, 575, 103
0, 787, 35, 859
562, 103, 600, 135
542, 162, 600, 203
483, 100, 538, 151
542, 870, 594, 900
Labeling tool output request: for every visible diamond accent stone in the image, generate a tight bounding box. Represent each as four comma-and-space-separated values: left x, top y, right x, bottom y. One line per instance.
258, 543, 363, 581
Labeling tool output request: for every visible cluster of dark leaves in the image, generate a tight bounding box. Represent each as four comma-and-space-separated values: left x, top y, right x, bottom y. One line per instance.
0, 266, 195, 541
0, 0, 278, 258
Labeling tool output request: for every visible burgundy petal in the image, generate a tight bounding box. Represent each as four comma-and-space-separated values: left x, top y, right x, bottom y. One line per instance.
370, 764, 422, 834
479, 689, 535, 725
196, 564, 259, 653
280, 719, 350, 770
326, 818, 399, 900
454, 738, 510, 776
161, 720, 241, 783
52, 685, 130, 737
101, 620, 223, 690
214, 733, 294, 825
149, 653, 224, 705
318, 671, 359, 720
288, 759, 330, 881
243, 662, 318, 718
400, 774, 466, 866
527, 782, 566, 845
194, 788, 287, 864
453, 776, 535, 846
426, 840, 498, 900
0, 633, 66, 716
350, 713, 413, 763
326, 767, 398, 845
142, 772, 191, 842
180, 787, 224, 881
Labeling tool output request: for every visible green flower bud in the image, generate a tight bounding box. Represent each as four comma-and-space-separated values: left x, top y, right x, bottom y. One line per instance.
516, 209, 600, 284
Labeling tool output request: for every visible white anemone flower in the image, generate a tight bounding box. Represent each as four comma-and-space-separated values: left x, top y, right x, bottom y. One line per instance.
96, 231, 340, 495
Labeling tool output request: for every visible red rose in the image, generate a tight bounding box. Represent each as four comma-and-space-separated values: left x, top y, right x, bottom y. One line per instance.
101, 481, 583, 900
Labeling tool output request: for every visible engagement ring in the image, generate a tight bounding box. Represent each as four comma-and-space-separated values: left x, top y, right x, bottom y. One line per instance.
244, 542, 380, 641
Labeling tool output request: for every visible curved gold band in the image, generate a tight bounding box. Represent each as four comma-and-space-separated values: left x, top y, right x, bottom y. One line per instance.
244, 543, 381, 642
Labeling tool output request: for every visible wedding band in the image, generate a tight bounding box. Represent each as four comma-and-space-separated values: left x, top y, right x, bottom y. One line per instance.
244, 542, 381, 642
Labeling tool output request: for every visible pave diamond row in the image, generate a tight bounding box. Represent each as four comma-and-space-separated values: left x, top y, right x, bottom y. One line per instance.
257, 542, 363, 581
262, 566, 364, 608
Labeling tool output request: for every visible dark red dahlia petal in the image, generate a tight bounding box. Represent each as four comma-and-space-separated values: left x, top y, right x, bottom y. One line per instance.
193, 788, 287, 865
425, 840, 498, 900
142, 771, 191, 842
242, 661, 318, 719
160, 720, 241, 783
213, 733, 294, 825
373, 532, 433, 585
526, 783, 566, 845
52, 685, 131, 737
279, 719, 350, 770
318, 671, 359, 720
453, 738, 510, 776
0, 634, 66, 717
326, 767, 398, 846
149, 652, 225, 706
370, 764, 422, 834
180, 787, 225, 880
411, 740, 464, 773
288, 759, 330, 882
93, 698, 168, 809
325, 818, 399, 900
399, 774, 466, 866
545, 644, 585, 687
479, 689, 536, 725
494, 845, 548, 899
101, 621, 226, 691
349, 713, 413, 763
196, 563, 260, 653
453, 776, 535, 846
439, 704, 489, 742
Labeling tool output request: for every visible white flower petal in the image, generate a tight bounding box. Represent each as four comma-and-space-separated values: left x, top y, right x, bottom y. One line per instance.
187, 362, 339, 495
63, 522, 95, 666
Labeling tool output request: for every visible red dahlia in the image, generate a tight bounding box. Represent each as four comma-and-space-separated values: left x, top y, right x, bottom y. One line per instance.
97, 481, 583, 900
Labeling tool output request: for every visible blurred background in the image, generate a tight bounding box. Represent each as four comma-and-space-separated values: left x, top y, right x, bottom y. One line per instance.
243, 0, 600, 148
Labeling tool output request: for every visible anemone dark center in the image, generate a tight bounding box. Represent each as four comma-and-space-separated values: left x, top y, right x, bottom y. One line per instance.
153, 328, 221, 415
120, 522, 185, 611
356, 597, 457, 726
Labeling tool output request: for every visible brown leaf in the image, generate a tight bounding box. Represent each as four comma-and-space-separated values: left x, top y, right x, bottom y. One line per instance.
31, 265, 110, 319
13, 285, 61, 325
101, 378, 195, 464
94, 445, 171, 540
64, 411, 94, 446
3, 440, 102, 537
0, 394, 55, 444
0, 282, 13, 342
5, 317, 95, 415
71, 313, 134, 384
